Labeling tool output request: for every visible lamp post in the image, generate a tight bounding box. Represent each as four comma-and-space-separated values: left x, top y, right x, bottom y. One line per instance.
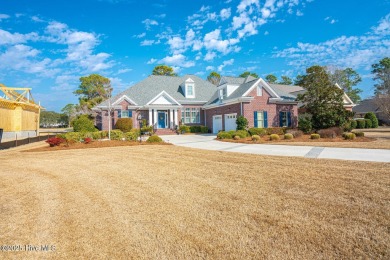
137, 113, 142, 143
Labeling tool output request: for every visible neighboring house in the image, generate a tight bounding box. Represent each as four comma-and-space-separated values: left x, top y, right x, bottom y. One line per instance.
353, 98, 390, 125
93, 74, 355, 134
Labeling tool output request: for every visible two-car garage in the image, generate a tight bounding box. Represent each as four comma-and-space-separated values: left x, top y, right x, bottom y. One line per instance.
212, 113, 237, 133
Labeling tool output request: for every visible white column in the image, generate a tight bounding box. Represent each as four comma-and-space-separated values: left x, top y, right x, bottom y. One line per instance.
148, 109, 152, 126
174, 109, 179, 125
169, 109, 173, 128
153, 109, 158, 128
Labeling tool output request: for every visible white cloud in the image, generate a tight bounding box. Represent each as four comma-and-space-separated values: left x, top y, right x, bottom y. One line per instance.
0, 14, 10, 21
0, 29, 39, 45
141, 39, 155, 46
218, 59, 234, 72
134, 32, 146, 38
220, 8, 231, 21
204, 52, 216, 61
31, 16, 45, 22
117, 68, 132, 74
203, 29, 239, 54
147, 58, 157, 64
275, 14, 390, 71
158, 54, 195, 68
206, 66, 215, 71
142, 19, 158, 30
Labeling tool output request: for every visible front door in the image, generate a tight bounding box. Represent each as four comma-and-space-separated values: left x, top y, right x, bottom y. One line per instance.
158, 111, 166, 128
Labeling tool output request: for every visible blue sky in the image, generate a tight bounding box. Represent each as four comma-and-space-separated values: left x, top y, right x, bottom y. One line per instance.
1, 0, 389, 111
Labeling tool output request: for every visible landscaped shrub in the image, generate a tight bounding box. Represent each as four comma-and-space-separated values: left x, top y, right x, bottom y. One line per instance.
200, 126, 208, 133
110, 130, 124, 140
91, 131, 102, 140
234, 130, 249, 138
64, 132, 82, 143
125, 129, 140, 141
344, 133, 356, 140
364, 112, 379, 128
284, 133, 293, 140
101, 131, 109, 138
266, 127, 285, 135
248, 127, 267, 137
354, 131, 365, 137
72, 115, 97, 132
233, 135, 240, 140
84, 137, 92, 144
310, 134, 320, 139
227, 130, 236, 136
217, 131, 232, 139
236, 115, 248, 130
251, 135, 261, 142
46, 137, 64, 147
179, 125, 190, 133
147, 135, 163, 143
114, 118, 133, 132
189, 125, 201, 133
141, 125, 153, 135
350, 120, 357, 129
298, 114, 312, 133
356, 119, 366, 129
318, 129, 336, 139
269, 134, 280, 141
286, 129, 303, 138
364, 119, 372, 129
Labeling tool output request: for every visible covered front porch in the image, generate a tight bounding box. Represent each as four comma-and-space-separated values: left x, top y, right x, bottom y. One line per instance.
146, 107, 180, 129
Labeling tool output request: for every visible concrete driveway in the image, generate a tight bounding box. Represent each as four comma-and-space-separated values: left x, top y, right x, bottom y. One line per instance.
161, 134, 390, 163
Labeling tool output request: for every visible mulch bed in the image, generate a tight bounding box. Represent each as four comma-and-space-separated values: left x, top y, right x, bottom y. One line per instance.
25, 140, 171, 152
219, 135, 375, 144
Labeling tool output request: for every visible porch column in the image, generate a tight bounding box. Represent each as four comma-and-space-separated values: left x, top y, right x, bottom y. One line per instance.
153, 109, 158, 128
148, 109, 152, 126
174, 109, 179, 125
169, 109, 173, 128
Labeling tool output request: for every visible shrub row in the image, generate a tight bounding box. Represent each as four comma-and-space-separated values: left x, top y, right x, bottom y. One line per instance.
248, 127, 286, 136
179, 125, 209, 133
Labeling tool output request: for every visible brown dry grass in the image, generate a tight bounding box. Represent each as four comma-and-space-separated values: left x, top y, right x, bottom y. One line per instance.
0, 144, 389, 259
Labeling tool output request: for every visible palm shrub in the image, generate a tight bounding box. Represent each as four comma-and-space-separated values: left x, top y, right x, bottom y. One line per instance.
284, 133, 293, 140
344, 133, 356, 140
350, 120, 357, 129
252, 135, 261, 141
233, 135, 240, 140
310, 134, 320, 139
125, 129, 140, 141
364, 112, 378, 128
236, 115, 248, 130
110, 130, 124, 140
354, 131, 364, 137
234, 130, 248, 138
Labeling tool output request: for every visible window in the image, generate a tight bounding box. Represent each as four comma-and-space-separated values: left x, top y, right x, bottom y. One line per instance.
279, 111, 291, 127
257, 86, 262, 96
181, 107, 200, 123
119, 110, 132, 118
186, 84, 195, 98
254, 111, 268, 128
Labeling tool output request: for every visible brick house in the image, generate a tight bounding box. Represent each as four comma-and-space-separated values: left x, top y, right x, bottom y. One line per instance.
93, 74, 354, 134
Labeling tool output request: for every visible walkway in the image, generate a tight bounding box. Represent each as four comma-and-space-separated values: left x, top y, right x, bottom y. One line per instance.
161, 134, 390, 163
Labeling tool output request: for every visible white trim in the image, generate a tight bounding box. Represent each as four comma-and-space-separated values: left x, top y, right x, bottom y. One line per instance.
148, 109, 153, 126
335, 83, 355, 105
146, 90, 181, 106
203, 97, 253, 109
242, 78, 280, 98
177, 100, 208, 104
112, 94, 138, 106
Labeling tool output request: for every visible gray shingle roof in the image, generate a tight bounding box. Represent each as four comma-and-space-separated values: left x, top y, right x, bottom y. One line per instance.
98, 74, 216, 107
353, 99, 381, 113
220, 76, 246, 85
268, 83, 303, 101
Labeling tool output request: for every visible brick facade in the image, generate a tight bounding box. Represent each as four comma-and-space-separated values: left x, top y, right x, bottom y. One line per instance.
204, 103, 241, 132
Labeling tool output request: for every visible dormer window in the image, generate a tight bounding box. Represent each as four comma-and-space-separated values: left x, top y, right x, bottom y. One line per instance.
184, 78, 195, 98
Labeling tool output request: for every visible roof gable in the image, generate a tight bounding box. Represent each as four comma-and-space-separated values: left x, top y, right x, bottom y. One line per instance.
146, 91, 181, 106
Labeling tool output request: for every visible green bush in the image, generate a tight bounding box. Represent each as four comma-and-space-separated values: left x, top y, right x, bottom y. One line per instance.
269, 134, 280, 141
147, 135, 163, 143
284, 133, 293, 140
356, 119, 366, 129
248, 127, 267, 137
217, 131, 232, 139
64, 132, 82, 143
354, 131, 364, 137
343, 121, 352, 132
310, 134, 320, 139
252, 135, 261, 141
266, 127, 285, 135
298, 114, 312, 133
364, 119, 372, 128
233, 135, 240, 140
200, 126, 209, 133
318, 129, 336, 138
234, 130, 248, 138
364, 112, 379, 128
350, 120, 357, 129
190, 125, 201, 133
286, 129, 303, 138
125, 129, 140, 141
227, 130, 236, 136
114, 118, 133, 132
179, 125, 190, 133
72, 115, 97, 132
101, 131, 108, 138
236, 115, 248, 130
344, 133, 356, 140
141, 125, 153, 134
110, 130, 124, 140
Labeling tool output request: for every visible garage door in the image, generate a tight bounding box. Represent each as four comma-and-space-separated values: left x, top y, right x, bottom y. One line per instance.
212, 115, 223, 134
224, 113, 237, 132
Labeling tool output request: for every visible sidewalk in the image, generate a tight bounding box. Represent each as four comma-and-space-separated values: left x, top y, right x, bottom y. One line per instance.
161, 134, 390, 163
